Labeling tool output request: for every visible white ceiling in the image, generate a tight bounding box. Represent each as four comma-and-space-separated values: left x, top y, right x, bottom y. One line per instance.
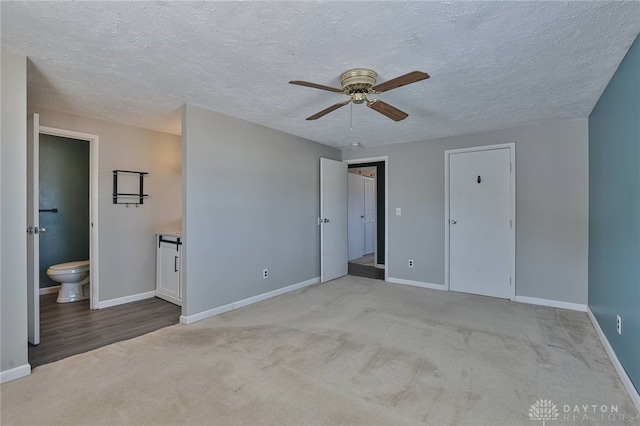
2, 1, 639, 149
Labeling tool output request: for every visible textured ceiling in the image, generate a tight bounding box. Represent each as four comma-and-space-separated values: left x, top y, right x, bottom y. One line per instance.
2, 1, 639, 149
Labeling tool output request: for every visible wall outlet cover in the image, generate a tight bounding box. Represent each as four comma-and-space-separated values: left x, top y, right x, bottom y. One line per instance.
263, 269, 268, 279
408, 259, 414, 268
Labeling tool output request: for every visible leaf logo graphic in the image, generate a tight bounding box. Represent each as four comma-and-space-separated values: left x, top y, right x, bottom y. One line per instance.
529, 399, 559, 425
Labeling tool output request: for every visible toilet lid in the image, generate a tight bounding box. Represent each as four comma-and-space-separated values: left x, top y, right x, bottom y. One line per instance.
48, 260, 90, 272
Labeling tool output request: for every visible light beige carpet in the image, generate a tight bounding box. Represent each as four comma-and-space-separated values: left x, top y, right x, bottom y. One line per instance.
1, 276, 637, 425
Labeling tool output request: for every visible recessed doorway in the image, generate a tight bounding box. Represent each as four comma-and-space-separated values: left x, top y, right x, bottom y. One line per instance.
345, 158, 388, 281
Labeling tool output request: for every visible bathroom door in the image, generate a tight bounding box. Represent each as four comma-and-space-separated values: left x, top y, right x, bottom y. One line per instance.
27, 113, 40, 345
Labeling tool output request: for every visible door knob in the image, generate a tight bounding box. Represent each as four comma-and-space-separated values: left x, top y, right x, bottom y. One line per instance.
27, 226, 46, 234
450, 220, 457, 224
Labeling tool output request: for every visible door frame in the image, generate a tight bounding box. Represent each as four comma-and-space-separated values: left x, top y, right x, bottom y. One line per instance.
38, 125, 100, 309
344, 156, 389, 282
444, 143, 516, 300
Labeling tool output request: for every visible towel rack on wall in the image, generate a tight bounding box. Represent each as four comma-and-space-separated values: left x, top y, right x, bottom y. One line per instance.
113, 170, 148, 207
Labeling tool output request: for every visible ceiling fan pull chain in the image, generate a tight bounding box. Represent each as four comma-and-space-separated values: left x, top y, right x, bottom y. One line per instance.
350, 101, 353, 132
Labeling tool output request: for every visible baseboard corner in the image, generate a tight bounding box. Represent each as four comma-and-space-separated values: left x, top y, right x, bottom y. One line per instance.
0, 364, 31, 384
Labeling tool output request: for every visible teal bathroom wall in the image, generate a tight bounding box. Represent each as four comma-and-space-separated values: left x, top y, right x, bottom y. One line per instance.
39, 134, 90, 288
588, 34, 639, 392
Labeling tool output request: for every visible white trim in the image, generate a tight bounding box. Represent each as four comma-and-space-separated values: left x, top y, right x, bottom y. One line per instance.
344, 156, 389, 164
180, 303, 234, 325
0, 364, 31, 384
39, 285, 60, 295
387, 277, 445, 291
444, 143, 516, 300
514, 295, 587, 312
587, 307, 640, 413
39, 125, 100, 310
375, 264, 385, 269
98, 291, 155, 309
343, 156, 389, 282
180, 277, 320, 325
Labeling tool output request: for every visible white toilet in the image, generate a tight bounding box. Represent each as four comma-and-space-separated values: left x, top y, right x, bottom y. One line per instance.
46, 260, 90, 303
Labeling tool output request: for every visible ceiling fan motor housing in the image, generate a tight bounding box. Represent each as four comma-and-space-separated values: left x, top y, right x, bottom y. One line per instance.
341, 69, 377, 103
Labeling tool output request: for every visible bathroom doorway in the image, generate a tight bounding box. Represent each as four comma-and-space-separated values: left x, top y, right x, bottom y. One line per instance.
27, 115, 100, 346
38, 134, 90, 297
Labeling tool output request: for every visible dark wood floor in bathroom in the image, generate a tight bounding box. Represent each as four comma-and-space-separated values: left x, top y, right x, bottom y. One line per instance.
348, 263, 385, 280
29, 294, 181, 369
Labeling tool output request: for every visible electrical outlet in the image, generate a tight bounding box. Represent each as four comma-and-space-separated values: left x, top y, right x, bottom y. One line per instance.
263, 269, 268, 279
408, 259, 414, 268
616, 315, 622, 335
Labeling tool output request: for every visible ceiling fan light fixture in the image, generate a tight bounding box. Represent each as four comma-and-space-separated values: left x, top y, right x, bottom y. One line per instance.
290, 69, 429, 121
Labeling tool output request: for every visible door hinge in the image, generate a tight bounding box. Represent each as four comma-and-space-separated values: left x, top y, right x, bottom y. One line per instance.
510, 163, 512, 171
510, 220, 512, 229
510, 276, 512, 286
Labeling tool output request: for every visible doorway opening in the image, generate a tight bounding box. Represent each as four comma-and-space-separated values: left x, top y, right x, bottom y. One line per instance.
345, 158, 388, 281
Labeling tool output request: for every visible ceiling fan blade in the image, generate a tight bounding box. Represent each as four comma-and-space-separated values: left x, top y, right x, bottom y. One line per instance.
306, 100, 351, 120
289, 80, 344, 93
371, 71, 430, 93
367, 99, 408, 122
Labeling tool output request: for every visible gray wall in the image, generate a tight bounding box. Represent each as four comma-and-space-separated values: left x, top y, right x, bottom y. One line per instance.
35, 110, 182, 302
182, 104, 341, 317
589, 34, 639, 391
343, 119, 589, 305
1, 50, 28, 375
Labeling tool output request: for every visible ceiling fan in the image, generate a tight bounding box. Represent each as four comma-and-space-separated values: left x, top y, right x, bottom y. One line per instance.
290, 69, 429, 122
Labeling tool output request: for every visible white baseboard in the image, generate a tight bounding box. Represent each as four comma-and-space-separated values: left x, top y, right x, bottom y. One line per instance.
514, 295, 587, 312
180, 303, 234, 325
98, 291, 155, 309
0, 364, 31, 384
180, 277, 320, 325
39, 285, 60, 295
387, 277, 445, 291
376, 264, 386, 269
587, 307, 640, 413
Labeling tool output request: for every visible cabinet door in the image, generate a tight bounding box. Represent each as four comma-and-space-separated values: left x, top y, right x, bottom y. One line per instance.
159, 242, 181, 300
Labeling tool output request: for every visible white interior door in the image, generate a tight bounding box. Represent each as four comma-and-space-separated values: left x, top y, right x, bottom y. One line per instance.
449, 147, 512, 299
27, 113, 40, 345
363, 177, 375, 254
320, 158, 348, 282
348, 173, 365, 261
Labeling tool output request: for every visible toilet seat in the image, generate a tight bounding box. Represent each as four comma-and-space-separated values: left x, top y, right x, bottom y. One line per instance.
47, 260, 90, 275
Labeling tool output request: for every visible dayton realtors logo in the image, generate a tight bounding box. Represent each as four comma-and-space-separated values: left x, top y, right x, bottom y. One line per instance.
529, 399, 560, 425
529, 399, 638, 424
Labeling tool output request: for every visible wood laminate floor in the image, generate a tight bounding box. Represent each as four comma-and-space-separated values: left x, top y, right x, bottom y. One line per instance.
29, 294, 181, 369
348, 262, 384, 280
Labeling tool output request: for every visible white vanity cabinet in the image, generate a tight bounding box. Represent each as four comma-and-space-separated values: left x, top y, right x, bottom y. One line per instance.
155, 233, 182, 306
